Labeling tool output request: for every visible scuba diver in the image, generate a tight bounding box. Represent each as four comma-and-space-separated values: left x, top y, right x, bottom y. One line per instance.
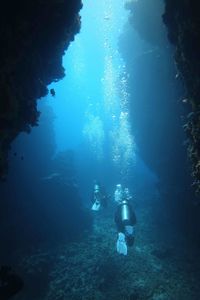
0, 266, 24, 299
114, 184, 123, 204
91, 183, 108, 211
114, 199, 136, 255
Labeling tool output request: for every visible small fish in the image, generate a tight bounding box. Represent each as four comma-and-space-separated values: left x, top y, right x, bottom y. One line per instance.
50, 88, 56, 97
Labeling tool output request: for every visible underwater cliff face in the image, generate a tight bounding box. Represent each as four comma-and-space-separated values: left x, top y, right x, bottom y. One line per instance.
0, 0, 82, 179
163, 0, 200, 194
1, 1, 200, 299
119, 0, 200, 241
120, 0, 195, 208
1, 0, 199, 197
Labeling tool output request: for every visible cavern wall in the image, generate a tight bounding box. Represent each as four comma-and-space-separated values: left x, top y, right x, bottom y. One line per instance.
0, 0, 82, 179
163, 0, 200, 194
120, 0, 195, 208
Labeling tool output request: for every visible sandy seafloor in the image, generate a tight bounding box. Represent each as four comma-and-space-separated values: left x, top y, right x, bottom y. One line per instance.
12, 196, 200, 300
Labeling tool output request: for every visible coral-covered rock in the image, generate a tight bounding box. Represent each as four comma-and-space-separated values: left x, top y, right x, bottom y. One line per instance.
163, 0, 200, 194
120, 0, 194, 209
0, 0, 82, 179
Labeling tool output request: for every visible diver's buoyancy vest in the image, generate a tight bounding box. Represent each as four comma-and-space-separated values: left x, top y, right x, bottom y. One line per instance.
121, 202, 130, 222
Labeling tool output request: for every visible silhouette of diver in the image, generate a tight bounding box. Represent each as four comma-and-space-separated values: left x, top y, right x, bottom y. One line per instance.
50, 88, 55, 97
0, 266, 24, 299
91, 183, 108, 211
114, 199, 136, 255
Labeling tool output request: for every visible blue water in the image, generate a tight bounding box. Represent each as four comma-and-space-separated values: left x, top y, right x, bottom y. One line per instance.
34, 0, 159, 205
47, 0, 135, 178
3, 0, 158, 215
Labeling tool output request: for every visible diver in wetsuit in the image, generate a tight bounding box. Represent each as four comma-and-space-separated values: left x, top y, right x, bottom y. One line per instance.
114, 184, 123, 204
114, 199, 136, 255
91, 183, 108, 211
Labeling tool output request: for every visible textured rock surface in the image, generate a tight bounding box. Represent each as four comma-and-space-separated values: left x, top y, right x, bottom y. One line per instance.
121, 0, 200, 198
163, 0, 200, 193
14, 200, 200, 300
0, 0, 82, 179
120, 0, 196, 214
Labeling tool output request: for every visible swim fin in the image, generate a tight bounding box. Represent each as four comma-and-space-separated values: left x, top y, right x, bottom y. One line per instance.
91, 201, 101, 211
117, 232, 127, 255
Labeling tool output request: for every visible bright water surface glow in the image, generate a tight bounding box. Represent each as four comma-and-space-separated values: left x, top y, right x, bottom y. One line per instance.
48, 0, 136, 178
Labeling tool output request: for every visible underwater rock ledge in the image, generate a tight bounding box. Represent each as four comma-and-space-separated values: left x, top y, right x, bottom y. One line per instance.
0, 0, 82, 179
121, 0, 195, 211
163, 0, 200, 194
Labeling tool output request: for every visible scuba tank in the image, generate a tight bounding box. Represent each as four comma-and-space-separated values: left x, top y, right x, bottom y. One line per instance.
121, 200, 130, 222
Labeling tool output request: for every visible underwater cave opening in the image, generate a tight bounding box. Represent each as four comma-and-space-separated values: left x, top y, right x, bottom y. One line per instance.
1, 0, 200, 299
45, 0, 142, 202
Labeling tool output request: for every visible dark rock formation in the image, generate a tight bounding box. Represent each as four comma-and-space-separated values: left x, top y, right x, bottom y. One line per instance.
121, 2, 190, 180
125, 0, 168, 47
15, 207, 200, 299
0, 266, 24, 300
120, 0, 200, 235
0, 0, 82, 179
163, 0, 200, 194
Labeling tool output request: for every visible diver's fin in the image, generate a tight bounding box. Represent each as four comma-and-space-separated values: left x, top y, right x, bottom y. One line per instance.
117, 232, 127, 255
91, 201, 101, 211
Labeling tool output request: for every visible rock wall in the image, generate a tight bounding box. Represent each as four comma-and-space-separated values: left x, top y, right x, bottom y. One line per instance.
0, 0, 82, 179
163, 0, 200, 193
120, 0, 196, 211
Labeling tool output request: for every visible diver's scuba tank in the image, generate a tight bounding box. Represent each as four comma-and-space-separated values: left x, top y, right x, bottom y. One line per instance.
121, 200, 130, 222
